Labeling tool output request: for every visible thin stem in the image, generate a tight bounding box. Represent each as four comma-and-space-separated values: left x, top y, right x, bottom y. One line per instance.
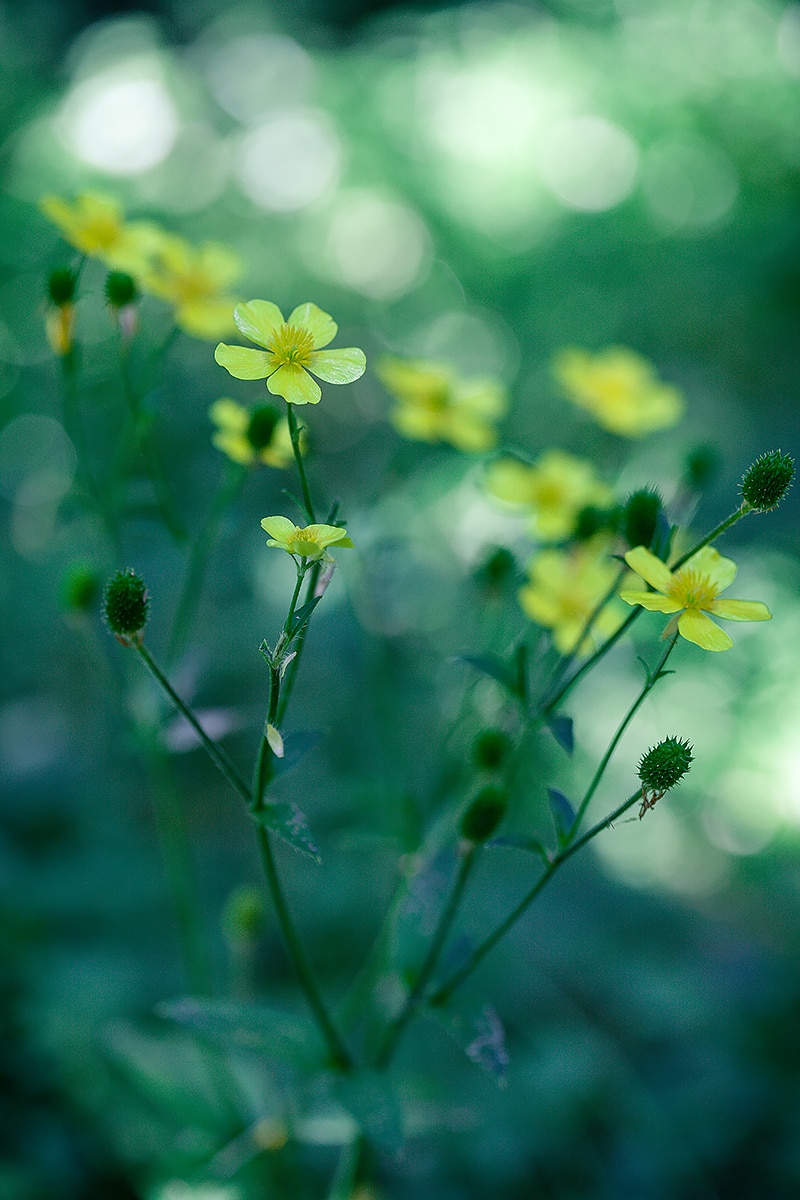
287, 406, 315, 523
670, 503, 750, 570
374, 845, 479, 1068
544, 563, 628, 701
430, 789, 644, 1007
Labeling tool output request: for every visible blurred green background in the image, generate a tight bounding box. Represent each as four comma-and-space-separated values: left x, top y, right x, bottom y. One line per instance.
2, 0, 800, 1196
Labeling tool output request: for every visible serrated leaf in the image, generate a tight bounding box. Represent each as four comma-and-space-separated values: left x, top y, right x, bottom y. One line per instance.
289, 596, 322, 639
547, 787, 575, 841
333, 1070, 403, 1154
251, 802, 321, 862
545, 713, 574, 754
426, 997, 509, 1082
156, 997, 324, 1069
488, 834, 550, 863
272, 730, 321, 777
456, 653, 522, 697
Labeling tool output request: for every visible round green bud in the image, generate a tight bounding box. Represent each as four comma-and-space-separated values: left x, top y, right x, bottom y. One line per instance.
460, 785, 508, 844
575, 504, 618, 542
47, 267, 77, 306
105, 271, 138, 308
60, 562, 101, 614
638, 736, 693, 794
474, 546, 516, 591
740, 450, 795, 512
103, 568, 149, 640
684, 444, 720, 491
223, 885, 266, 941
247, 405, 280, 451
472, 729, 513, 771
622, 488, 663, 552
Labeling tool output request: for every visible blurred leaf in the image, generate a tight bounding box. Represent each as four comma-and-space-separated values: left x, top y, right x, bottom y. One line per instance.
251, 802, 321, 862
426, 996, 509, 1082
333, 1069, 403, 1154
157, 997, 324, 1070
456, 652, 524, 698
488, 834, 550, 864
545, 713, 574, 755
547, 788, 575, 842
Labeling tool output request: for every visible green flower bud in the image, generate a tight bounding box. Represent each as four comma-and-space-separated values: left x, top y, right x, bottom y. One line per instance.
474, 546, 516, 591
472, 729, 513, 770
60, 562, 101, 614
575, 504, 618, 542
105, 271, 138, 309
47, 267, 77, 307
460, 785, 508, 844
740, 450, 795, 512
638, 736, 693, 794
223, 885, 266, 941
621, 488, 663, 551
683, 444, 720, 491
103, 568, 149, 641
247, 404, 280, 451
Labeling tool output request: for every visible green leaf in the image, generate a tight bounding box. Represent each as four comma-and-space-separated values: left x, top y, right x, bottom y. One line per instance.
488, 834, 550, 863
547, 787, 575, 841
457, 653, 523, 697
251, 802, 321, 862
156, 997, 324, 1069
426, 996, 509, 1082
333, 1069, 403, 1154
289, 595, 322, 639
545, 713, 574, 754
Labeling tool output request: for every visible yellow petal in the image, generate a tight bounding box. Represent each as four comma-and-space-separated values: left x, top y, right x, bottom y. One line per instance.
308, 347, 366, 384
267, 363, 321, 405
178, 299, 237, 340
678, 608, 733, 651
261, 516, 296, 541
209, 397, 248, 433
215, 344, 273, 380
709, 599, 771, 622
305, 524, 353, 548
624, 547, 675, 593
685, 546, 737, 591
620, 589, 683, 613
288, 302, 337, 349
234, 301, 285, 348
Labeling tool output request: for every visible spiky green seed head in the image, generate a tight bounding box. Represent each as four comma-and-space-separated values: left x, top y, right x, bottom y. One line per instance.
740, 451, 795, 512
472, 729, 513, 771
47, 267, 77, 306
103, 569, 149, 641
460, 785, 508, 844
622, 488, 663, 552
247, 404, 280, 451
638, 736, 693, 794
105, 271, 138, 308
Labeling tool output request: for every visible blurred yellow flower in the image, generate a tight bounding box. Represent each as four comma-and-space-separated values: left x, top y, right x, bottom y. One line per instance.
553, 346, 684, 437
621, 545, 771, 651
44, 304, 75, 356
486, 449, 613, 540
519, 541, 623, 655
141, 234, 242, 339
377, 357, 506, 452
260, 516, 353, 561
209, 399, 295, 469
40, 192, 161, 275
215, 301, 366, 405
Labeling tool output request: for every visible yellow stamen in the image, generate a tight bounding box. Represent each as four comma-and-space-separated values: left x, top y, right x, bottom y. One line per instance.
270, 323, 316, 366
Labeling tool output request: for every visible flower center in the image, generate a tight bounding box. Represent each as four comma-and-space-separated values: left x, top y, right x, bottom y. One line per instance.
287, 532, 323, 558
669, 567, 719, 611
270, 323, 316, 367
172, 268, 214, 304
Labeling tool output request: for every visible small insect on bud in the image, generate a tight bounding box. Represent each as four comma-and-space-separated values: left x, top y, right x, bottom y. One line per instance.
103, 568, 149, 643
104, 271, 138, 309
247, 404, 280, 452
472, 729, 513, 771
460, 785, 508, 844
637, 736, 693, 818
621, 488, 665, 553
47, 267, 78, 307
740, 450, 795, 513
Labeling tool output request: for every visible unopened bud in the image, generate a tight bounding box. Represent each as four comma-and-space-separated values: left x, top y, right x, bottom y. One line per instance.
740, 450, 795, 512
47, 267, 77, 307
684, 444, 720, 491
103, 568, 149, 642
247, 405, 280, 451
472, 729, 512, 771
60, 562, 101, 614
622, 488, 665, 553
460, 785, 508, 844
105, 271, 138, 309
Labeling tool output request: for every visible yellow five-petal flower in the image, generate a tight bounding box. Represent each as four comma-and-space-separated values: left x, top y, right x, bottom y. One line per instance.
40, 192, 162, 275
621, 545, 771, 651
261, 516, 354, 561
141, 234, 242, 340
216, 301, 366, 405
554, 346, 684, 438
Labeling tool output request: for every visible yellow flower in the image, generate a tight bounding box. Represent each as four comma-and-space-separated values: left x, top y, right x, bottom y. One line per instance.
553, 346, 684, 437
44, 304, 75, 356
620, 545, 771, 651
376, 356, 506, 452
486, 450, 614, 540
141, 234, 242, 340
260, 516, 354, 561
39, 192, 161, 275
519, 541, 624, 655
215, 301, 366, 405
209, 399, 295, 469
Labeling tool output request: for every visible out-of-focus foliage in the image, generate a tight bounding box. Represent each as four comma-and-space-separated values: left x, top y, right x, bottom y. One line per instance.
2, 1, 800, 1197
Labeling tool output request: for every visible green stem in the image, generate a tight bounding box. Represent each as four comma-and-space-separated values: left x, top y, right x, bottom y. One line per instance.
374, 845, 480, 1068
287, 406, 315, 523
430, 789, 644, 1007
